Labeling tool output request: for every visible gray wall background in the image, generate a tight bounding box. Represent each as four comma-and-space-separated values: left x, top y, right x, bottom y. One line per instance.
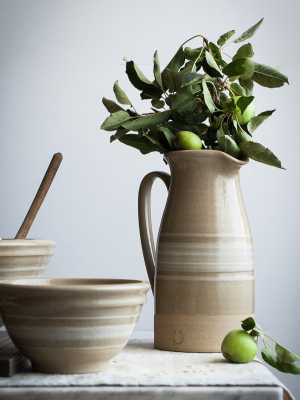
0, 0, 299, 396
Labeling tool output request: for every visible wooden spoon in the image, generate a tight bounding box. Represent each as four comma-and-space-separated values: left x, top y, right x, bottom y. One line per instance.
15, 153, 63, 239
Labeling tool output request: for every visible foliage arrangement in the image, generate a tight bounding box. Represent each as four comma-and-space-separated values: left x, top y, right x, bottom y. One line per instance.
101, 19, 289, 168
241, 317, 300, 374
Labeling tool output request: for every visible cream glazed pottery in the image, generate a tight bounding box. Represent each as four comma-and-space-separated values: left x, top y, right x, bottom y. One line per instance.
0, 240, 56, 280
138, 150, 254, 352
0, 278, 150, 374
0, 239, 56, 326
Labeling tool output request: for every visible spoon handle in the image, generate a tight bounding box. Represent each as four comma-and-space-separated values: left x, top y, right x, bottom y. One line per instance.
15, 153, 63, 239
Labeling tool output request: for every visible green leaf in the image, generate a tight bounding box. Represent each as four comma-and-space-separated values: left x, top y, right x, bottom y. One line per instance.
202, 80, 215, 113
241, 317, 256, 331
122, 110, 171, 131
172, 110, 209, 125
239, 141, 284, 169
262, 344, 300, 374
184, 47, 202, 61
140, 86, 163, 101
153, 50, 162, 87
220, 92, 228, 103
163, 68, 179, 93
217, 29, 235, 47
213, 115, 223, 129
252, 62, 289, 88
151, 99, 165, 109
171, 85, 197, 112
166, 46, 185, 72
172, 93, 196, 112
110, 129, 129, 143
233, 43, 254, 60
247, 110, 275, 134
144, 132, 167, 151
237, 96, 254, 115
240, 59, 255, 80
125, 60, 163, 101
118, 134, 162, 154
157, 126, 174, 149
174, 61, 197, 86
205, 51, 222, 77
234, 122, 253, 144
202, 130, 217, 147
223, 97, 236, 111
275, 344, 300, 364
197, 123, 209, 136
137, 126, 149, 138
161, 46, 185, 83
234, 18, 264, 43
239, 78, 254, 96
163, 120, 189, 134
113, 81, 131, 106
102, 97, 124, 113
223, 59, 245, 78
209, 42, 223, 64
277, 361, 300, 375
261, 348, 285, 372
101, 110, 131, 131
182, 73, 203, 86
230, 83, 246, 97
202, 59, 222, 78
217, 132, 242, 159
125, 60, 153, 89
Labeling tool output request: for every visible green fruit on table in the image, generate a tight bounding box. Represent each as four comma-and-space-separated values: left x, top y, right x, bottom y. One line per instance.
234, 96, 255, 125
174, 131, 203, 150
221, 329, 258, 363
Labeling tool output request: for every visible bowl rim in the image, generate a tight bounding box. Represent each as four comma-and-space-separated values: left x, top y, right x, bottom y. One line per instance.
0, 239, 56, 246
0, 278, 151, 292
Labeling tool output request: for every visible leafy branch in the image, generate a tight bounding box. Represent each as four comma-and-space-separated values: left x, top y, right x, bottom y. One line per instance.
101, 19, 289, 168
241, 317, 300, 375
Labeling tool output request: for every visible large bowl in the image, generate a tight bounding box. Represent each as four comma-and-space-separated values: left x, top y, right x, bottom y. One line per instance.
0, 239, 56, 326
0, 278, 150, 374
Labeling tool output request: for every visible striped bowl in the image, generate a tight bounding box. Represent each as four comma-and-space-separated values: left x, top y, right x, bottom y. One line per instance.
0, 239, 56, 326
0, 278, 150, 374
0, 240, 56, 280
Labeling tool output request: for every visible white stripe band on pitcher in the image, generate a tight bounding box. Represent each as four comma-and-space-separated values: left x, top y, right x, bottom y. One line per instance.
157, 275, 254, 281
158, 261, 253, 272
160, 233, 252, 238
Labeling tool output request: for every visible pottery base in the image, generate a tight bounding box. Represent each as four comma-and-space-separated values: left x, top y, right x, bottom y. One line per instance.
154, 313, 255, 352
32, 360, 110, 374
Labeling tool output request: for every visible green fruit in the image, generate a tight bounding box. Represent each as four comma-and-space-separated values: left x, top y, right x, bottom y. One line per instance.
221, 329, 257, 364
234, 96, 255, 125
174, 131, 202, 150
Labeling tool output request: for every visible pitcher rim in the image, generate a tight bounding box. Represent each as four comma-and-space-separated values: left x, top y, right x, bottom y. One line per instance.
163, 150, 249, 166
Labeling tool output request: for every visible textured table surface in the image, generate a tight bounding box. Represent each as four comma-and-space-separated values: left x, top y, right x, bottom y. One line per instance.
0, 339, 294, 400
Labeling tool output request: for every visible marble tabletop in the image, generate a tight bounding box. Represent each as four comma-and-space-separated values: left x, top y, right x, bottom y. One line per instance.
0, 339, 294, 400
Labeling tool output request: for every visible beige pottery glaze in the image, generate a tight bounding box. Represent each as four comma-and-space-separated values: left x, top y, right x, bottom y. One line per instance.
138, 150, 254, 352
0, 278, 150, 374
0, 239, 56, 326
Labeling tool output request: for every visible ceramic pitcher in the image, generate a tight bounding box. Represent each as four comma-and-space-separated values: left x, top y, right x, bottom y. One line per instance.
138, 150, 254, 352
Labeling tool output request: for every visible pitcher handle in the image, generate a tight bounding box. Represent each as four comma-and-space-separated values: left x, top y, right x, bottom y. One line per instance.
138, 172, 171, 293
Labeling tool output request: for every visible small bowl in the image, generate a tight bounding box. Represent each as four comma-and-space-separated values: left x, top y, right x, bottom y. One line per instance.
0, 278, 150, 374
0, 239, 56, 280
0, 239, 56, 326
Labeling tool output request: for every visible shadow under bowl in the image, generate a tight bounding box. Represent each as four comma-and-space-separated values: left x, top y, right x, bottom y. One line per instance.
0, 278, 150, 374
